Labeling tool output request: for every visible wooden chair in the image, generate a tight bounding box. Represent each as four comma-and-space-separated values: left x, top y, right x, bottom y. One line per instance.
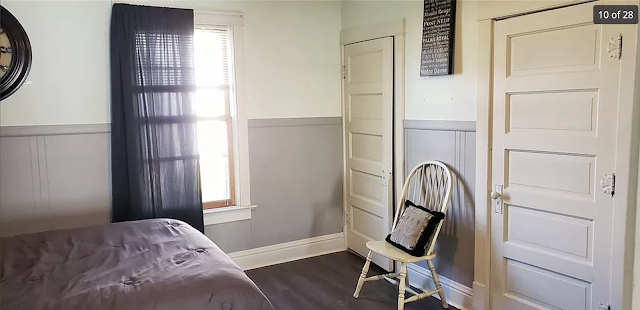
352, 161, 453, 310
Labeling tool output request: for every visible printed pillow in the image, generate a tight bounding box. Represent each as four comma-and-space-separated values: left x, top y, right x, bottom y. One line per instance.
385, 200, 445, 256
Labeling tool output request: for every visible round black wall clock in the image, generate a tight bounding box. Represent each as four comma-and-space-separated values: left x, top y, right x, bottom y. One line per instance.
1, 6, 31, 100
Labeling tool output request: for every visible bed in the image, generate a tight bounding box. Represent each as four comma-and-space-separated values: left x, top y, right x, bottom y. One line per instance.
0, 218, 274, 310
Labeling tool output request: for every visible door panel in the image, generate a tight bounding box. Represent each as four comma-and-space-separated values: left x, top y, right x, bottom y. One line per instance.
508, 24, 600, 75
505, 260, 591, 310
507, 205, 593, 259
344, 37, 393, 271
491, 2, 621, 309
507, 91, 597, 134
507, 150, 594, 195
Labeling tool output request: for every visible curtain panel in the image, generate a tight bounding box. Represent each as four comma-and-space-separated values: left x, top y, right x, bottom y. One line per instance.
110, 3, 204, 232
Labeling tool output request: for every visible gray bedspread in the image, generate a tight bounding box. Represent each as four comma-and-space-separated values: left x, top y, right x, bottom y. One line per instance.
0, 219, 274, 310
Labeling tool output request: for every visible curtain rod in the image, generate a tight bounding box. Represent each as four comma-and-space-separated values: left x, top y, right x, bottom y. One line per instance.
111, 0, 244, 17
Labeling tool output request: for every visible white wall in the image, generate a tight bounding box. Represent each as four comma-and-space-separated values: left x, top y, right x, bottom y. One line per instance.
229, 1, 341, 119
341, 0, 478, 121
176, 0, 341, 120
2, 0, 476, 124
0, 0, 341, 126
0, 1, 111, 126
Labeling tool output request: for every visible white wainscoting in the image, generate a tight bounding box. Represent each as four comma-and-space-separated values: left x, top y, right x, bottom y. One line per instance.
0, 124, 111, 236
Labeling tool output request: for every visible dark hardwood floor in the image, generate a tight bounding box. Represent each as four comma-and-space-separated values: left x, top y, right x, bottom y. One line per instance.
246, 251, 457, 310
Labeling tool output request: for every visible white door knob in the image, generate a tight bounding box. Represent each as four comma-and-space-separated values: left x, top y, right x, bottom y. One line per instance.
490, 191, 500, 199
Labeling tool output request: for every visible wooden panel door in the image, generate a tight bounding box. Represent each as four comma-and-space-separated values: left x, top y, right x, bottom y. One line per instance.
490, 2, 622, 309
343, 37, 394, 271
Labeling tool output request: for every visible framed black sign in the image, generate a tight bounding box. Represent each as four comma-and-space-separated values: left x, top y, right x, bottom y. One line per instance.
420, 0, 456, 76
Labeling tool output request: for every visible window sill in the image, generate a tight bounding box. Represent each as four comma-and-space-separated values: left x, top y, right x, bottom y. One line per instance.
203, 205, 256, 226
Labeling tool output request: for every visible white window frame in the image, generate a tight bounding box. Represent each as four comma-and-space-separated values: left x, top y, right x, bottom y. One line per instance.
194, 11, 255, 224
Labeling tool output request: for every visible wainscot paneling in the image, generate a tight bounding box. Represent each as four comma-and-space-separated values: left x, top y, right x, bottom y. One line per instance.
0, 124, 111, 236
0, 118, 344, 254
0, 118, 472, 291
204, 219, 253, 253
204, 117, 345, 253
404, 120, 476, 293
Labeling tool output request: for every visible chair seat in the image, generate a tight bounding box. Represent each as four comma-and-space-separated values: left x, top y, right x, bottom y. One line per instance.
366, 240, 436, 263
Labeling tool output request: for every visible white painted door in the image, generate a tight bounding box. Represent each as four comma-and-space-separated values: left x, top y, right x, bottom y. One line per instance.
343, 37, 394, 271
490, 2, 622, 310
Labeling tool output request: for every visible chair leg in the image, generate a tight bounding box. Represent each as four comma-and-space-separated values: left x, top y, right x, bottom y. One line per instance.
397, 262, 407, 310
353, 251, 372, 298
427, 259, 449, 309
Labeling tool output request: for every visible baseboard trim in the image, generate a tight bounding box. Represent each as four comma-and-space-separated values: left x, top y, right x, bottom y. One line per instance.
406, 264, 473, 310
227, 232, 346, 270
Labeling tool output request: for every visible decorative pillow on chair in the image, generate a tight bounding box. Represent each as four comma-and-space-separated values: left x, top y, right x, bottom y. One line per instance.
385, 200, 445, 257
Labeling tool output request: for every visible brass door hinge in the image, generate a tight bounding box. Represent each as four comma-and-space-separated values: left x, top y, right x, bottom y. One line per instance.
608, 35, 623, 59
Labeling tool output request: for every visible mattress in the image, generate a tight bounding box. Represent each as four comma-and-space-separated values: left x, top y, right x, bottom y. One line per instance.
0, 219, 274, 310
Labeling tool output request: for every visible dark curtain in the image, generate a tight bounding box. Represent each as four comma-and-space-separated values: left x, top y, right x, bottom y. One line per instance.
110, 3, 204, 232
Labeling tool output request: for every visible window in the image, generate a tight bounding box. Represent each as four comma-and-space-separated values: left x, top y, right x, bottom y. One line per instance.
194, 26, 235, 209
